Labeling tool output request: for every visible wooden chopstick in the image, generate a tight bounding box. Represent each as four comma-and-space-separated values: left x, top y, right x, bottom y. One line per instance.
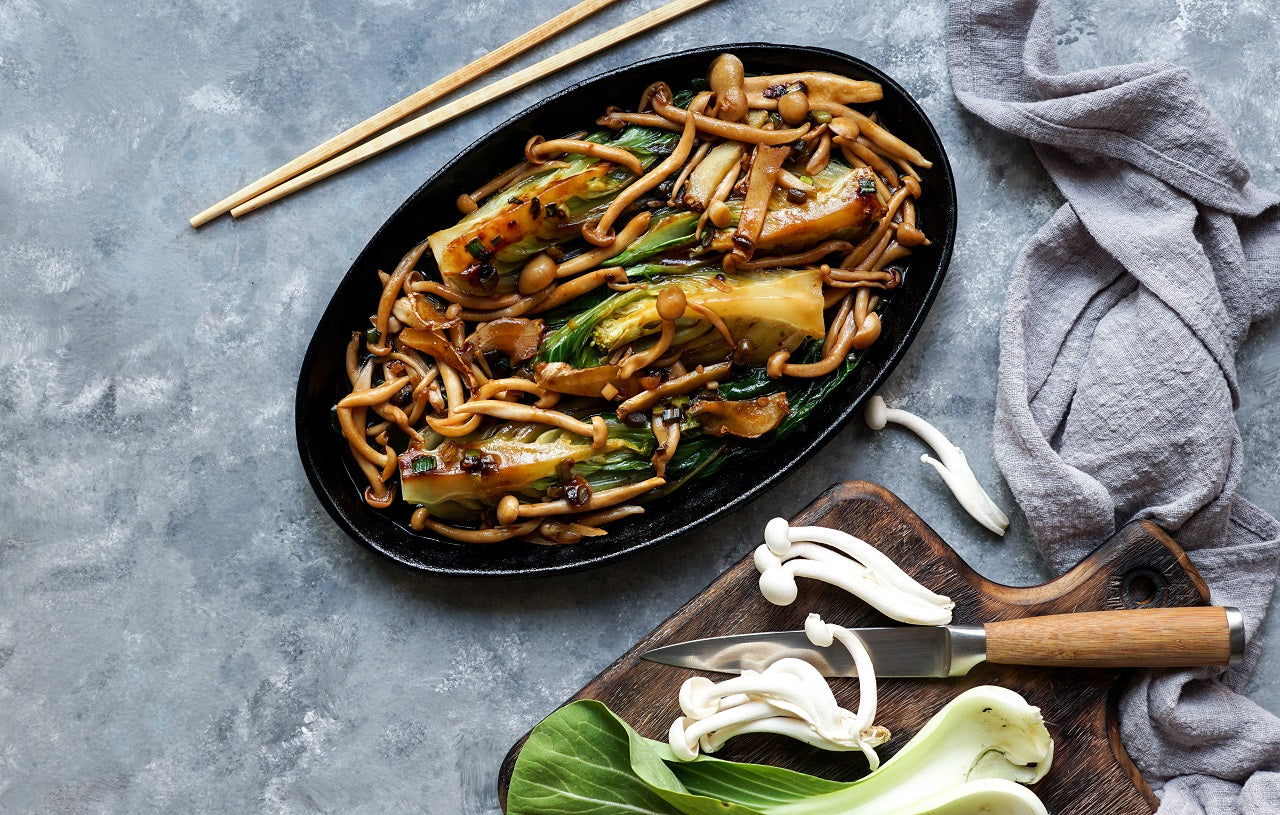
227, 0, 716, 220
189, 0, 623, 228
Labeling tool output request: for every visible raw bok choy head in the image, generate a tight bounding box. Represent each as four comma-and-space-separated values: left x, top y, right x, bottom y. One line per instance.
506, 686, 1054, 815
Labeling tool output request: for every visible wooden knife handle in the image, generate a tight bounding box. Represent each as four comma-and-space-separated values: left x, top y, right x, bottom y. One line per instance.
984, 607, 1244, 668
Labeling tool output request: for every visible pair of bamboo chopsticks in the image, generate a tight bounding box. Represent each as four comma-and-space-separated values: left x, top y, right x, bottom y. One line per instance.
189, 0, 715, 228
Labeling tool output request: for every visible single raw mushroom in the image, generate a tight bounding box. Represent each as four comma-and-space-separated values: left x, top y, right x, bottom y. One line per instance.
864, 395, 1010, 535
756, 517, 955, 625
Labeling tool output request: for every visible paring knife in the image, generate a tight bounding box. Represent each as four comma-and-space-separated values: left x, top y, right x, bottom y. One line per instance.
641, 607, 1245, 678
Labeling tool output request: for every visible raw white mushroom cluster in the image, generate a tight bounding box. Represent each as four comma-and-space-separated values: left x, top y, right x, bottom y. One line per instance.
755, 517, 955, 625
864, 395, 1010, 535
669, 614, 891, 768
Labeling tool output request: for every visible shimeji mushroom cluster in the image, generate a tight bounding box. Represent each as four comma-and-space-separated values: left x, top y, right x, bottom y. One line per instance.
668, 614, 891, 767
756, 517, 955, 624
668, 518, 956, 765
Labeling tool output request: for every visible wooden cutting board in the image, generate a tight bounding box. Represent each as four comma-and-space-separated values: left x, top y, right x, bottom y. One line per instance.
498, 481, 1213, 814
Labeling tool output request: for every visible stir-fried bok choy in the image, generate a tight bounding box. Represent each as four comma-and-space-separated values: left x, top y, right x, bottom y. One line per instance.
335, 53, 933, 544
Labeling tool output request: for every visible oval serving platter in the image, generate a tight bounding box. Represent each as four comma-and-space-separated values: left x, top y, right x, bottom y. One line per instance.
296, 43, 957, 578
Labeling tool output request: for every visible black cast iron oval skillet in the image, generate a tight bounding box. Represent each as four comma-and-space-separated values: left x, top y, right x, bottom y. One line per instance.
296, 43, 957, 578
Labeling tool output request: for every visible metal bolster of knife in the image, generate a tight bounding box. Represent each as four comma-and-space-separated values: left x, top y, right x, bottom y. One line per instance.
946, 625, 987, 676
1226, 607, 1246, 668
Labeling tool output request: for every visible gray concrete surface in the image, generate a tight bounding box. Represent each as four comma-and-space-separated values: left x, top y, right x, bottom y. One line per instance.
1, 0, 1277, 811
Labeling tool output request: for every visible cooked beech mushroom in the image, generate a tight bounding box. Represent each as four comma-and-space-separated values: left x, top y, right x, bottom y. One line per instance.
583, 90, 711, 246
743, 71, 884, 108
534, 362, 624, 398
620, 284, 686, 378
708, 53, 748, 122
525, 135, 645, 175
518, 253, 557, 294
777, 88, 810, 126
650, 90, 810, 145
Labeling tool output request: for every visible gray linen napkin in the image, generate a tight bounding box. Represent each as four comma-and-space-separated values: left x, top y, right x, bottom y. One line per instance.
947, 1, 1280, 812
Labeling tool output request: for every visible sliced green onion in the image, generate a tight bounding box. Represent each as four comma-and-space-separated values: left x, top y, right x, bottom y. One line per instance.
465, 237, 486, 258
411, 455, 437, 473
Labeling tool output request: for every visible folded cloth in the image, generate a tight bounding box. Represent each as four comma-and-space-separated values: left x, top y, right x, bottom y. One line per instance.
947, 1, 1280, 812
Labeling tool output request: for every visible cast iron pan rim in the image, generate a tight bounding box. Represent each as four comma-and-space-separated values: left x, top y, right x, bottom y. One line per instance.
296, 42, 957, 578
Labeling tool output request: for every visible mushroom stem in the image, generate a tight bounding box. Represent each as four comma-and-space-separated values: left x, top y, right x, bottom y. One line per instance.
736, 240, 852, 272
614, 362, 731, 418
368, 241, 429, 356
805, 130, 832, 175
810, 101, 932, 167
864, 395, 1011, 535
805, 614, 887, 768
667, 139, 713, 206
620, 284, 686, 378
555, 211, 652, 278
527, 137, 644, 175
452, 400, 609, 448
336, 376, 410, 409
532, 267, 627, 315
651, 89, 810, 145
513, 476, 666, 518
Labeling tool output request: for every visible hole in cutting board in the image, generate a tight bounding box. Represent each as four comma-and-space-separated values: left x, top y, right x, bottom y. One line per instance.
1122, 568, 1168, 608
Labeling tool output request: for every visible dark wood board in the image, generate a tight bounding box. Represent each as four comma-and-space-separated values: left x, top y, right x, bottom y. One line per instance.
498, 481, 1212, 813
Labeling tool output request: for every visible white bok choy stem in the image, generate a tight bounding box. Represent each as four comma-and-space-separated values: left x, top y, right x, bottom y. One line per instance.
781, 685, 1054, 815
755, 517, 954, 625
864, 395, 1010, 535
669, 614, 889, 767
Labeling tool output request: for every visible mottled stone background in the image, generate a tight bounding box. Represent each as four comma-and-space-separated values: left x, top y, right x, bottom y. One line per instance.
1, 0, 1277, 812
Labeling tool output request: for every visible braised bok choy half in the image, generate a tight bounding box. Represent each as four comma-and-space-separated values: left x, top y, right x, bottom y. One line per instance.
334, 54, 934, 545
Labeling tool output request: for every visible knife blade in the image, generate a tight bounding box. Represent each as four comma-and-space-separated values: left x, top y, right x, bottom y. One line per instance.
642, 607, 1245, 678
